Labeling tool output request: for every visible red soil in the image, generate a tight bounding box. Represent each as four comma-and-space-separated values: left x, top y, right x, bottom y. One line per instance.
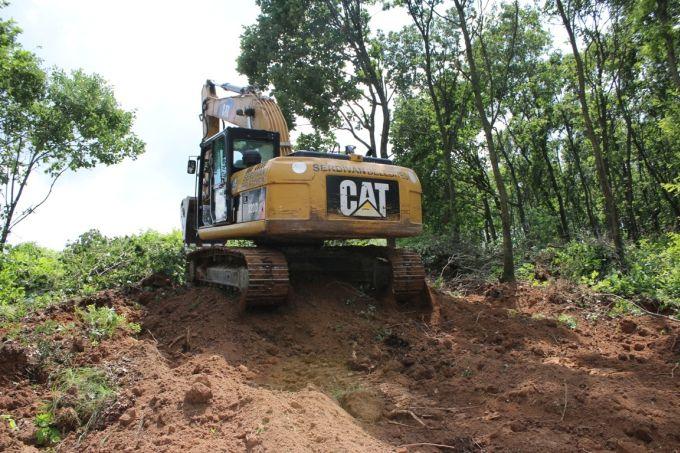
1, 277, 679, 452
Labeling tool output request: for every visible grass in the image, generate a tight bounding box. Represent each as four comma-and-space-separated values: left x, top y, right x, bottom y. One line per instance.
50, 367, 116, 430
374, 326, 392, 341
557, 314, 578, 330
329, 383, 364, 401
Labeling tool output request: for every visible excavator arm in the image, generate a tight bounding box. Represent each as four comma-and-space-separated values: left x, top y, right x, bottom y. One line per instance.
200, 80, 292, 155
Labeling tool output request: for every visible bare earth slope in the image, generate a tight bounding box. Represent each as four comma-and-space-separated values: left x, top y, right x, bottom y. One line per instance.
1, 277, 679, 452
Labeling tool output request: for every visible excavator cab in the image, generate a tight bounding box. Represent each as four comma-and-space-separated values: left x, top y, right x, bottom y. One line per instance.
194, 127, 280, 228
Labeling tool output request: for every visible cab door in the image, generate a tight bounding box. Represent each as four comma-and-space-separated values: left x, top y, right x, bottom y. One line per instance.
211, 136, 229, 223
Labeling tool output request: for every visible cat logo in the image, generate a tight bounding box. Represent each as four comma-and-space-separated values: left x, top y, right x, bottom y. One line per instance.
327, 176, 399, 219
340, 180, 389, 218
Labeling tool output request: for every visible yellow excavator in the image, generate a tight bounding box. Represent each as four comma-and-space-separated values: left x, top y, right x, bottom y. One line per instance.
180, 80, 428, 310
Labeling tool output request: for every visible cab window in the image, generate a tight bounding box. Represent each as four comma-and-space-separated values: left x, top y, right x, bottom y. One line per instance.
233, 139, 275, 170
212, 137, 226, 186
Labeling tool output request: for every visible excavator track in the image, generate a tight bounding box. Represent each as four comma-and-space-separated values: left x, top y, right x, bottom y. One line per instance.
282, 245, 429, 306
385, 248, 427, 301
187, 247, 289, 310
187, 245, 428, 310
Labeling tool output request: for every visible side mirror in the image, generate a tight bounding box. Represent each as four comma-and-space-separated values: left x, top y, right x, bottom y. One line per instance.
345, 145, 356, 155
187, 159, 197, 174
243, 149, 262, 167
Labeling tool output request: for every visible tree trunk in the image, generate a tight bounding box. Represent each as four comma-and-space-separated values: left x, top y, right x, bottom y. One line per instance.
482, 196, 497, 242
454, 0, 514, 282
622, 127, 640, 241
556, 0, 624, 262
538, 137, 570, 241
564, 110, 598, 238
499, 137, 530, 238
657, 0, 680, 90
614, 82, 680, 223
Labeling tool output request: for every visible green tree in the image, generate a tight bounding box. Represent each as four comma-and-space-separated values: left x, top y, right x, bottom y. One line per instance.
0, 8, 144, 246
238, 0, 393, 157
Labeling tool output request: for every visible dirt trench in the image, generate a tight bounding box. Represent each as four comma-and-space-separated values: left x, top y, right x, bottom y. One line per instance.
2, 277, 680, 452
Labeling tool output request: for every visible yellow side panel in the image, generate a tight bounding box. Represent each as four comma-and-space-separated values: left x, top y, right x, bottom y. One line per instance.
198, 220, 266, 240
267, 184, 310, 220
410, 191, 422, 224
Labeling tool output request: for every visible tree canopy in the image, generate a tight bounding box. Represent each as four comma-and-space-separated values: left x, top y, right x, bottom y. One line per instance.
240, 0, 680, 282
0, 6, 144, 245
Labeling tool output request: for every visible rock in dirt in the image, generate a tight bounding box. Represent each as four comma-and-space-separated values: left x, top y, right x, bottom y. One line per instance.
55, 407, 80, 432
347, 357, 372, 372
119, 408, 137, 427
194, 375, 212, 388
625, 427, 653, 443
620, 319, 637, 334
383, 333, 409, 348
184, 382, 213, 404
244, 433, 261, 450
340, 390, 384, 422
410, 364, 435, 381
0, 342, 36, 382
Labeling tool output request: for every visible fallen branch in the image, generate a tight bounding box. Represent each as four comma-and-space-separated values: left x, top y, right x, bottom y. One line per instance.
168, 333, 185, 347
408, 405, 481, 412
560, 381, 568, 422
596, 292, 679, 323
387, 420, 418, 428
398, 442, 460, 450
387, 409, 426, 427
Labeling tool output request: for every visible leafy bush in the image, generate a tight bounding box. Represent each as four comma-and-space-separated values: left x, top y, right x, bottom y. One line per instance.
0, 229, 185, 319
592, 234, 680, 310
400, 233, 497, 278
552, 239, 615, 282
34, 412, 61, 446
557, 314, 577, 329
0, 243, 65, 319
546, 234, 680, 314
60, 229, 185, 295
77, 305, 136, 341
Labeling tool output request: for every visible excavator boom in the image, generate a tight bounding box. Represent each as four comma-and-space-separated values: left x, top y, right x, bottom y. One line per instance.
201, 80, 291, 154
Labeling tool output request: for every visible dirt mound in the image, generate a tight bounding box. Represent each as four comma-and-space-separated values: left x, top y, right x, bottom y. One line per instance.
1, 277, 679, 451
0, 342, 37, 384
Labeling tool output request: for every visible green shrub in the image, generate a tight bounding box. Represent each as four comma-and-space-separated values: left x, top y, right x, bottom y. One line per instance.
557, 314, 577, 329
76, 304, 133, 341
34, 411, 61, 446
1, 229, 185, 320
0, 243, 65, 318
553, 240, 614, 282
547, 234, 680, 315
60, 229, 185, 294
